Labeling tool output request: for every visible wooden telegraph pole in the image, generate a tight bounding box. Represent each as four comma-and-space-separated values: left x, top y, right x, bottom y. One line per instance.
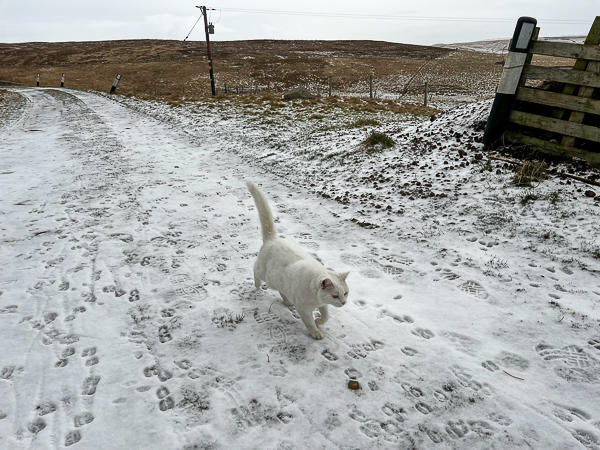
198, 6, 216, 96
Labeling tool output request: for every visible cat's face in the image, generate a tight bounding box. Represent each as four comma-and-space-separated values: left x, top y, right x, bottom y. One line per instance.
319, 272, 349, 307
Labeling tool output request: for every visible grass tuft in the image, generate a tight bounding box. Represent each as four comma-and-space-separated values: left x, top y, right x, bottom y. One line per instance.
520, 190, 539, 206
546, 190, 562, 205
361, 131, 395, 153
513, 161, 548, 187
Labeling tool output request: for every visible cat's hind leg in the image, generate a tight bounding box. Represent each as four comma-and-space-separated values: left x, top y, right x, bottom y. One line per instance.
280, 292, 293, 306
297, 307, 323, 340
315, 305, 329, 326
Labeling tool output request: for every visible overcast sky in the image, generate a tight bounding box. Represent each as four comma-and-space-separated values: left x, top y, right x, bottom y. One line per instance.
0, 0, 596, 45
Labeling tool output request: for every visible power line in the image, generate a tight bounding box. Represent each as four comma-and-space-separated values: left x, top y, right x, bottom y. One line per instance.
213, 7, 590, 25
183, 14, 203, 41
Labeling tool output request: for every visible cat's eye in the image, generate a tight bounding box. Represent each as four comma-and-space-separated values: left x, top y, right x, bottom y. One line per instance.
332, 294, 339, 298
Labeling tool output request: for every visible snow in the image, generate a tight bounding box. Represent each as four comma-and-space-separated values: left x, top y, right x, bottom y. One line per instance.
1, 87, 600, 449
435, 36, 586, 54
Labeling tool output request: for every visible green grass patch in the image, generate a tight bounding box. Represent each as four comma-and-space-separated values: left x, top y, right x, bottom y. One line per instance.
361, 131, 395, 153
546, 190, 562, 205
520, 190, 539, 206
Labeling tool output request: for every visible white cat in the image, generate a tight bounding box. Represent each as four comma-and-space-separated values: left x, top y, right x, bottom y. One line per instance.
247, 181, 349, 340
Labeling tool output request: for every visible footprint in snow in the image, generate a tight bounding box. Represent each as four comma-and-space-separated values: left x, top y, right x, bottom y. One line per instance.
74, 412, 94, 428
300, 241, 320, 251
415, 402, 433, 415
353, 299, 368, 309
81, 376, 100, 396
157, 386, 175, 411
445, 420, 469, 438
450, 366, 493, 395
536, 344, 591, 368
401, 347, 418, 357
439, 270, 460, 281
176, 284, 208, 302
347, 340, 384, 359
254, 311, 279, 324
411, 328, 434, 340
65, 430, 81, 447
481, 360, 500, 372
401, 383, 424, 398
36, 402, 57, 416
553, 405, 591, 422
321, 349, 338, 361
381, 254, 413, 266
419, 424, 445, 443
458, 280, 489, 299
381, 403, 407, 422
378, 309, 413, 324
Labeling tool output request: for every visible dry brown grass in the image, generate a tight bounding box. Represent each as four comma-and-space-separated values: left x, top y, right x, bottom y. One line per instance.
179, 91, 439, 116
0, 40, 477, 99
0, 39, 572, 107
513, 161, 549, 187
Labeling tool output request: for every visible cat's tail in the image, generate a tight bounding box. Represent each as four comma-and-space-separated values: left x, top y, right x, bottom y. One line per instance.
246, 181, 277, 242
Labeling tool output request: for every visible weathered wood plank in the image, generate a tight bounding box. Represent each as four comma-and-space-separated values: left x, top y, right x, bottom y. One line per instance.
508, 110, 600, 143
523, 65, 600, 88
515, 87, 600, 115
552, 16, 600, 121
519, 28, 540, 88
504, 131, 600, 165
561, 67, 600, 147
529, 40, 600, 62
560, 17, 600, 146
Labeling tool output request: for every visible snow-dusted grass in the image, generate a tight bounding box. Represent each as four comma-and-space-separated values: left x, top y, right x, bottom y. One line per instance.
1, 87, 600, 449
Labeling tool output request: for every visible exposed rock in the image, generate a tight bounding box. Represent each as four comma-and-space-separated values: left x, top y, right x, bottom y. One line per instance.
283, 87, 315, 100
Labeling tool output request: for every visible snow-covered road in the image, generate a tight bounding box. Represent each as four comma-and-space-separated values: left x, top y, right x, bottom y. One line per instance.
1, 88, 600, 449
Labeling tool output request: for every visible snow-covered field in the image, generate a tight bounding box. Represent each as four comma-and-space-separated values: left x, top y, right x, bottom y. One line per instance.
1, 87, 600, 449
435, 36, 586, 54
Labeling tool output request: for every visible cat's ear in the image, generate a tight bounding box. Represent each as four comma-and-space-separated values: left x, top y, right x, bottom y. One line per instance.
320, 278, 333, 290
339, 272, 349, 281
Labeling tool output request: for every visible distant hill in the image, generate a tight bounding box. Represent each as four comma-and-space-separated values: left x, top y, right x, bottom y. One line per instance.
0, 39, 450, 67
435, 36, 586, 54
0, 39, 500, 103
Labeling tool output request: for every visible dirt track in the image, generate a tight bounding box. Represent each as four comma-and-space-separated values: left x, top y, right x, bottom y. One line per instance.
2, 86, 600, 450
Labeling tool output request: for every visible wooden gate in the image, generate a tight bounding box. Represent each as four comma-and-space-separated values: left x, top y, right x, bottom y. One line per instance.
486, 17, 600, 166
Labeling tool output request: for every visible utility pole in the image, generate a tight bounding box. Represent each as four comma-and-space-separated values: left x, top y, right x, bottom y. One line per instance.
197, 6, 216, 96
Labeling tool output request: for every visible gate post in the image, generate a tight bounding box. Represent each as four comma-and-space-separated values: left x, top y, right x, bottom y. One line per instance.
109, 74, 121, 94
483, 17, 537, 146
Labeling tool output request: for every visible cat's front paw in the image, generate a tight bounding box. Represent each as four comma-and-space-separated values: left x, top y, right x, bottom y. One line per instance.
311, 329, 324, 340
